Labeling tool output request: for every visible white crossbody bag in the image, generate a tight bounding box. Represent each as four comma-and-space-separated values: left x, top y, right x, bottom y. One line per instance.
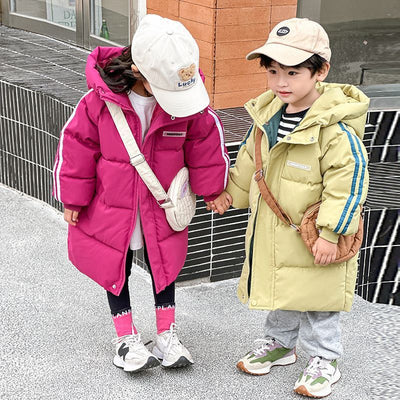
105, 101, 196, 232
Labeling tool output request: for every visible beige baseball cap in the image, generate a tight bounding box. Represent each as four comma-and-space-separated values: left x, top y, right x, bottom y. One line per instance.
131, 14, 209, 118
246, 18, 331, 66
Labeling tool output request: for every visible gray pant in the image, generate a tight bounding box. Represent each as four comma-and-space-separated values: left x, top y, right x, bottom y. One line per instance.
264, 310, 343, 360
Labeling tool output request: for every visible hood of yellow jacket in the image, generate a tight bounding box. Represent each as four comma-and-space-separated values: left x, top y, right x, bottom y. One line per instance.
245, 82, 370, 140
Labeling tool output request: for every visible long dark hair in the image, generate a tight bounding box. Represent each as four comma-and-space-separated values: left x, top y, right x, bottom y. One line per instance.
96, 46, 145, 93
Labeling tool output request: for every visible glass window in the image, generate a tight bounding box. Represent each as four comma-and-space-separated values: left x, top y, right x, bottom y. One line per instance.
90, 0, 129, 45
11, 0, 76, 30
297, 0, 400, 86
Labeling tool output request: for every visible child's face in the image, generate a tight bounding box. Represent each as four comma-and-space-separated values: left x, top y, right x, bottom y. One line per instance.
143, 80, 153, 95
266, 61, 329, 112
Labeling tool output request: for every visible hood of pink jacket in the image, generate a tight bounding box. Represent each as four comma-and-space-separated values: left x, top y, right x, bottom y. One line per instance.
85, 46, 207, 113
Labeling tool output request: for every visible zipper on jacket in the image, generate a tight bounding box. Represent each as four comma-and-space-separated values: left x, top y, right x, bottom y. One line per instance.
125, 111, 143, 267
247, 193, 262, 298
247, 203, 257, 297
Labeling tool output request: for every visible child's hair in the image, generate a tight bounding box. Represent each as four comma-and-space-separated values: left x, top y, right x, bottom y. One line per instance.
259, 54, 327, 76
96, 46, 146, 93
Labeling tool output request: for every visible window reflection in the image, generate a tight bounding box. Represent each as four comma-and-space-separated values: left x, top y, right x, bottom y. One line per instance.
90, 0, 129, 45
297, 0, 400, 86
11, 0, 76, 29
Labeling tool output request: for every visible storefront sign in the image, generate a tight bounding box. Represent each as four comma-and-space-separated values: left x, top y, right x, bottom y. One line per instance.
46, 0, 76, 28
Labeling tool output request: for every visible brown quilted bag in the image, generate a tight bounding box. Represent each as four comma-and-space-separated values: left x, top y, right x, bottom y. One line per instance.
299, 202, 363, 262
254, 128, 364, 263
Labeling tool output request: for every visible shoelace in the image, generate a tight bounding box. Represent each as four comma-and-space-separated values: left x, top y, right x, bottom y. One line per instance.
253, 338, 276, 356
111, 332, 142, 348
305, 356, 330, 377
165, 323, 181, 355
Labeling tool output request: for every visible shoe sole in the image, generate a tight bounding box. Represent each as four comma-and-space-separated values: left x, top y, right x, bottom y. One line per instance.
113, 355, 160, 373
237, 353, 297, 376
162, 356, 194, 369
294, 369, 341, 398
152, 346, 194, 368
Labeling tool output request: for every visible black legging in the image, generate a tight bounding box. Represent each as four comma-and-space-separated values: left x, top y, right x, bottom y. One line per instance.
107, 246, 175, 316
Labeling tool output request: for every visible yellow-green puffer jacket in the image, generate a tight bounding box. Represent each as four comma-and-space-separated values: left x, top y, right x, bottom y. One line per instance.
226, 82, 369, 312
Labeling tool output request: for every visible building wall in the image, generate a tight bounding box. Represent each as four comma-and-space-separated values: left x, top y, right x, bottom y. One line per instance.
147, 0, 297, 109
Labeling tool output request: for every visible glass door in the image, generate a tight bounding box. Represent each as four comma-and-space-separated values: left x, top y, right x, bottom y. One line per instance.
3, 0, 78, 42
89, 0, 130, 46
2, 0, 145, 48
10, 0, 76, 28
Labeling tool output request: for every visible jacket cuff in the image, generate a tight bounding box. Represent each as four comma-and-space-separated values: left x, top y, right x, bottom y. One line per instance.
319, 227, 340, 244
203, 194, 218, 202
226, 182, 249, 209
63, 204, 82, 212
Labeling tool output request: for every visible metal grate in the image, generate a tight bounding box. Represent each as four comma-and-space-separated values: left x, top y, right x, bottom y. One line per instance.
215, 107, 253, 144
0, 80, 68, 211
0, 25, 88, 106
358, 208, 400, 305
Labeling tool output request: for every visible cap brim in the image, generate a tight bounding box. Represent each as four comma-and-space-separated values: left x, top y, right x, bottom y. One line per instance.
149, 75, 210, 118
246, 43, 314, 66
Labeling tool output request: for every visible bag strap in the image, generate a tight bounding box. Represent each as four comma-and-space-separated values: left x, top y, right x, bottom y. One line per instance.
254, 127, 299, 230
105, 101, 173, 209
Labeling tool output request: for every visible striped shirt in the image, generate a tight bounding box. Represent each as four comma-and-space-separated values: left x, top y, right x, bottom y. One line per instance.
277, 108, 309, 142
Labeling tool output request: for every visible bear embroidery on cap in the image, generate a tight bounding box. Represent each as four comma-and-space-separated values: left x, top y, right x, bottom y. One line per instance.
178, 63, 196, 81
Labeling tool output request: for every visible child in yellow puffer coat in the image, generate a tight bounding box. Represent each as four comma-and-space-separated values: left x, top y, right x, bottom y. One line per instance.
207, 18, 369, 398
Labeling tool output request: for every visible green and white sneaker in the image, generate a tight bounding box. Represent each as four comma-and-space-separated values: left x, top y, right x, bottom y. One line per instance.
294, 356, 341, 398
237, 338, 296, 375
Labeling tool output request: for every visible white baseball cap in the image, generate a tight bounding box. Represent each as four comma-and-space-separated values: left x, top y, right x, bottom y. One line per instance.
131, 14, 209, 118
246, 18, 331, 66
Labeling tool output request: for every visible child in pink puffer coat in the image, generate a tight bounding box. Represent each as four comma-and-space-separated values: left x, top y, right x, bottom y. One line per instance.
53, 14, 229, 372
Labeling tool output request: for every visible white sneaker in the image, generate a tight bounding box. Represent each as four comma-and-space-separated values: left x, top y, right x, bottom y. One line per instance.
152, 323, 194, 368
294, 356, 341, 398
112, 332, 160, 372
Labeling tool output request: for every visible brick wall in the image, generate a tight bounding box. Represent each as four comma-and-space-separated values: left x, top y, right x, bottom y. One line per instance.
147, 0, 298, 109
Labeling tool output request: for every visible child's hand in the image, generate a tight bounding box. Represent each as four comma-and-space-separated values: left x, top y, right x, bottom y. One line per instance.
206, 191, 232, 215
64, 208, 80, 226
312, 237, 337, 265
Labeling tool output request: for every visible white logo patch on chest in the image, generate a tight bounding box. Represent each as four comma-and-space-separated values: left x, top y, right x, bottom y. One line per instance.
287, 160, 311, 171
163, 131, 186, 137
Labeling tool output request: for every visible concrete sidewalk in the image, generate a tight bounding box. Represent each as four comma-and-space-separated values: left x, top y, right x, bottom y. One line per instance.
0, 184, 398, 400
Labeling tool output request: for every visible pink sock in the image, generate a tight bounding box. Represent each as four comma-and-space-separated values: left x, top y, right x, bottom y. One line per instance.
155, 306, 175, 334
112, 310, 137, 337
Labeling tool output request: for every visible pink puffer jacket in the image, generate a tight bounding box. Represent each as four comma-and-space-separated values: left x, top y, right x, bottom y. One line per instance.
53, 47, 229, 295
